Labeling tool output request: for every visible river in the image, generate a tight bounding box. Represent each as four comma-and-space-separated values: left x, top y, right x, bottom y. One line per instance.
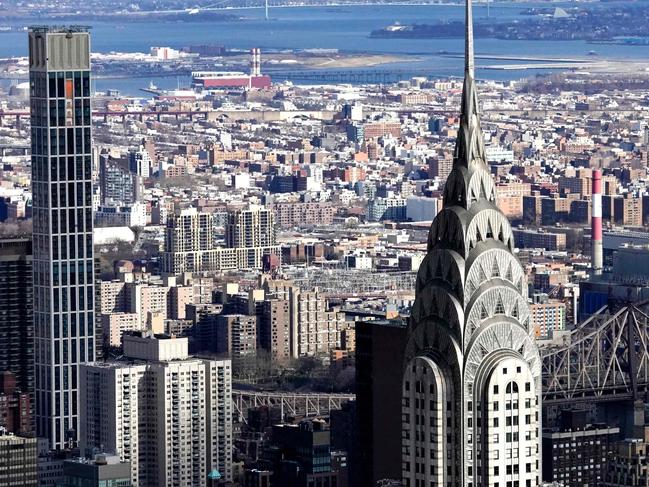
2, 2, 649, 96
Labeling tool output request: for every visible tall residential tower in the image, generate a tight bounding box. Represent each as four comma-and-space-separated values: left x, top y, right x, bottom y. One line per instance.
80, 334, 233, 486
29, 26, 95, 450
401, 1, 542, 485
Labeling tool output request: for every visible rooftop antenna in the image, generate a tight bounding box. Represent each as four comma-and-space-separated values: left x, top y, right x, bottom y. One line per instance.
265, 0, 269, 20
487, 0, 490, 18
451, 0, 487, 174
466, 0, 475, 79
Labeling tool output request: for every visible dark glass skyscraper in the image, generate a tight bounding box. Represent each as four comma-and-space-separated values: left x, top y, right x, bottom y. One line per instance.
0, 238, 33, 394
29, 26, 95, 450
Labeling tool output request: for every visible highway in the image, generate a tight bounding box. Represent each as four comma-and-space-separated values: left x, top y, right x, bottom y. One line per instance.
2, 105, 647, 122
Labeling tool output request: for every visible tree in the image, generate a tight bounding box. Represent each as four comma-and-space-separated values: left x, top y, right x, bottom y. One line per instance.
332, 366, 356, 392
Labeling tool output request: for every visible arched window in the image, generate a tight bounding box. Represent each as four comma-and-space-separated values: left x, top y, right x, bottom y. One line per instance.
506, 381, 519, 394
402, 356, 454, 487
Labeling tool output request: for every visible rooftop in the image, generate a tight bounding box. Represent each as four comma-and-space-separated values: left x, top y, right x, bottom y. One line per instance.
28, 25, 90, 33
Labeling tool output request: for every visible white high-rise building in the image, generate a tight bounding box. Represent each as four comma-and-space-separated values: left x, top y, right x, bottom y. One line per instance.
79, 334, 232, 486
401, 1, 542, 485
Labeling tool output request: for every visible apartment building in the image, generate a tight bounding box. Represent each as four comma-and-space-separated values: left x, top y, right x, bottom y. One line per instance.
271, 202, 335, 229
79, 334, 233, 486
162, 206, 280, 274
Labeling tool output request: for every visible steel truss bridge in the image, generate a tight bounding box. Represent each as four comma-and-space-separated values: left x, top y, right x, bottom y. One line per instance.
542, 301, 649, 406
232, 389, 355, 424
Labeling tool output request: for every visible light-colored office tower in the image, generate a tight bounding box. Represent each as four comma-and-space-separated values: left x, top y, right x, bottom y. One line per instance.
79, 334, 233, 486
401, 1, 542, 485
29, 26, 96, 450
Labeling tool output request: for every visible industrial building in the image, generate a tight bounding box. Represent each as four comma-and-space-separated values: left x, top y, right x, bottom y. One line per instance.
192, 48, 272, 90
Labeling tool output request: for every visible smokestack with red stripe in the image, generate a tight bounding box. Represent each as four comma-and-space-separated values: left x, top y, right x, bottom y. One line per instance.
592, 169, 603, 276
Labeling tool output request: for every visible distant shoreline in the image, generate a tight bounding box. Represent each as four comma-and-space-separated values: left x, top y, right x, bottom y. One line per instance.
0, 1, 532, 23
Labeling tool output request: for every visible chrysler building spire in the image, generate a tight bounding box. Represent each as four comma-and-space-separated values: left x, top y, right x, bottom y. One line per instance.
456, 0, 486, 170
465, 0, 474, 76
401, 0, 542, 485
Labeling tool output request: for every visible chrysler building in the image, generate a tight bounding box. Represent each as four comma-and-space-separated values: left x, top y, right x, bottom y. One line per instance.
401, 0, 542, 485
